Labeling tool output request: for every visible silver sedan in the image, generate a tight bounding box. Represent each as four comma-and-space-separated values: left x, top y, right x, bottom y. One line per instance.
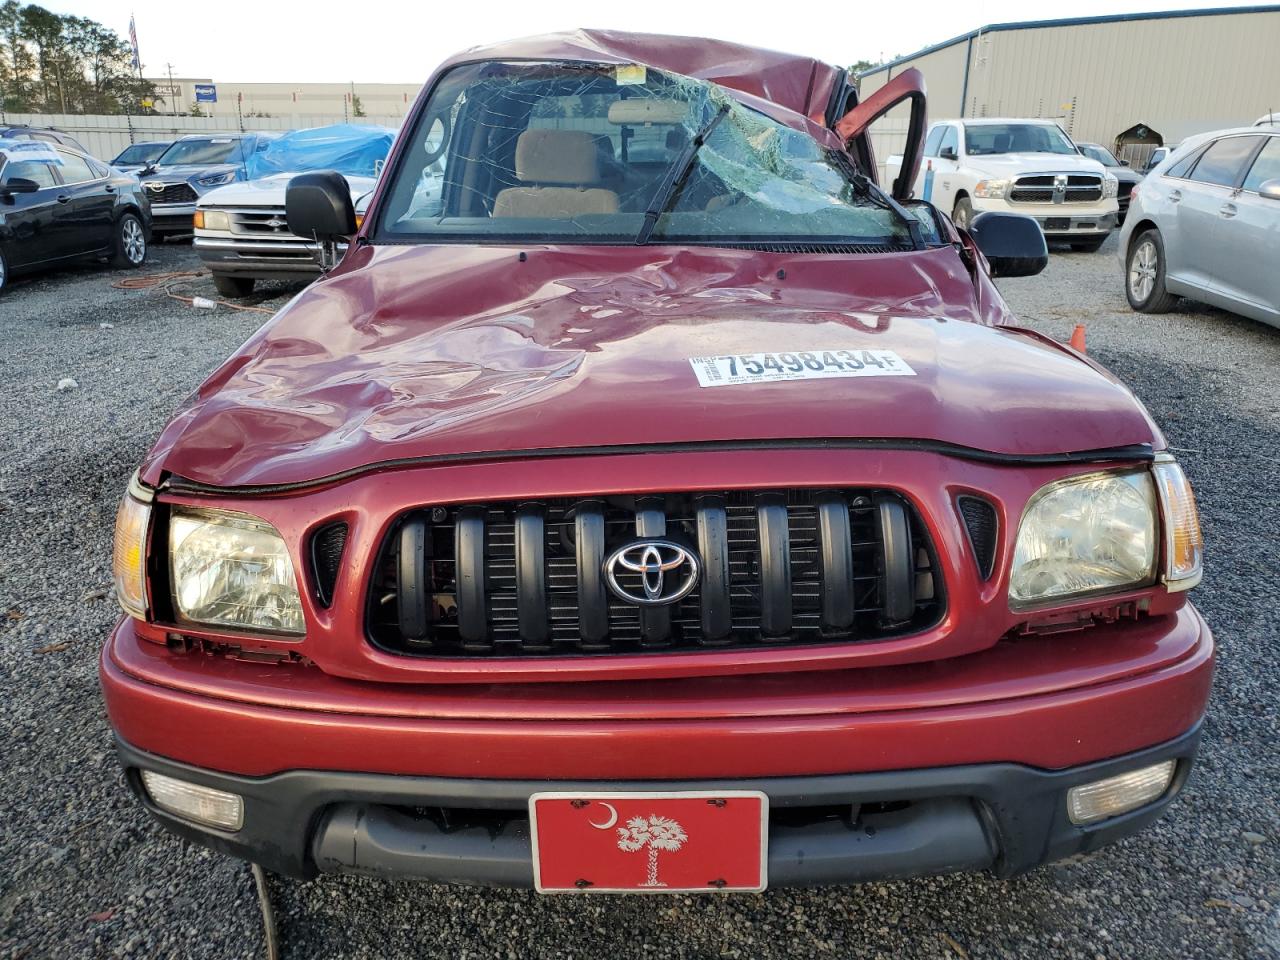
1119, 127, 1280, 329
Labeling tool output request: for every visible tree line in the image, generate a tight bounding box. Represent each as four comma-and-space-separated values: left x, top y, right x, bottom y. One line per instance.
0, 2, 156, 115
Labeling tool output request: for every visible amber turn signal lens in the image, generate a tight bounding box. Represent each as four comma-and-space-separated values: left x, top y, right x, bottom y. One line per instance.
113, 486, 152, 619
1152, 455, 1203, 591
192, 210, 205, 230
353, 212, 365, 230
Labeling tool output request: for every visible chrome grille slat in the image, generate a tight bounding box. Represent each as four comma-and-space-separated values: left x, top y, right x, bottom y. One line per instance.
367, 489, 943, 657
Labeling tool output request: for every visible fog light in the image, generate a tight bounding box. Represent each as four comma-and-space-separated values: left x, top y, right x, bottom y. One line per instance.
140, 770, 243, 831
1067, 760, 1176, 825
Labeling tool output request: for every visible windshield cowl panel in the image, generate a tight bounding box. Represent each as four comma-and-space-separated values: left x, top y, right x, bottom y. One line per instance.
373, 60, 908, 248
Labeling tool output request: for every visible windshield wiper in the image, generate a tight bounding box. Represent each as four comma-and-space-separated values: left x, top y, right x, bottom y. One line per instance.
635, 103, 730, 245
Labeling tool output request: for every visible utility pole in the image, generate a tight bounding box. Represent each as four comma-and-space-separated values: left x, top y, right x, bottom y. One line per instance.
166, 62, 176, 116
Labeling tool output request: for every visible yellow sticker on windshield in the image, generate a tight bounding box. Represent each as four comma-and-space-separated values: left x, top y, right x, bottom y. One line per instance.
615, 64, 647, 86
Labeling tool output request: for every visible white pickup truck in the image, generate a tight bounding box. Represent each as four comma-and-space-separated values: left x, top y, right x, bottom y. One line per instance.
193, 173, 378, 298
887, 118, 1119, 251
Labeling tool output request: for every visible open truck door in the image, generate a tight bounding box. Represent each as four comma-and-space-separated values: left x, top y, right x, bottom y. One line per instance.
833, 68, 927, 202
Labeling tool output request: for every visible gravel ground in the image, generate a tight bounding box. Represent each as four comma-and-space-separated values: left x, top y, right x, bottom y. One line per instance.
1, 236, 1277, 960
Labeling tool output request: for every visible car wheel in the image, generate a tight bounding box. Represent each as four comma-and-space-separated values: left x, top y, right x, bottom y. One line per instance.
111, 213, 148, 268
1126, 229, 1177, 313
0, 247, 8, 294
213, 274, 255, 298
1069, 236, 1108, 253
952, 197, 974, 231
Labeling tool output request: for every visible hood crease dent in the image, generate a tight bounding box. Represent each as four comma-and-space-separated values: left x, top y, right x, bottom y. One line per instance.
141, 244, 1160, 490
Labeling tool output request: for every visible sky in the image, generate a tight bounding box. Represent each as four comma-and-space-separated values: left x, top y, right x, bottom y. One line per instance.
43, 0, 1253, 84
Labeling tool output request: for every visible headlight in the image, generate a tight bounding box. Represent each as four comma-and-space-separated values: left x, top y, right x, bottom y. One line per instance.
1010, 471, 1156, 609
169, 508, 304, 635
1103, 175, 1119, 198
195, 209, 230, 231
112, 473, 153, 619
196, 171, 236, 187
1152, 455, 1203, 590
973, 179, 1010, 199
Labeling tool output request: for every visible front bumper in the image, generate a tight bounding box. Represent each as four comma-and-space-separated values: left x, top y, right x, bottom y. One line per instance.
150, 203, 197, 233
115, 726, 1202, 885
103, 603, 1213, 886
194, 235, 324, 280
973, 197, 1117, 236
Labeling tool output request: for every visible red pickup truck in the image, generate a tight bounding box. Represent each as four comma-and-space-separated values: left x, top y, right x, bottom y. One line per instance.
102, 31, 1210, 893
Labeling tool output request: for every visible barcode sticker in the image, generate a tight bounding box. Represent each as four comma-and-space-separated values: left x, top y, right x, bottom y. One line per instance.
689, 350, 916, 387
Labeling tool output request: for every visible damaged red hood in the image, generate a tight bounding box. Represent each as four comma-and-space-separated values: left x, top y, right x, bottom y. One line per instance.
141, 244, 1161, 490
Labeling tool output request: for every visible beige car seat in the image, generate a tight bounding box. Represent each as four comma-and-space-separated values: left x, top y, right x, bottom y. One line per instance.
492, 130, 620, 218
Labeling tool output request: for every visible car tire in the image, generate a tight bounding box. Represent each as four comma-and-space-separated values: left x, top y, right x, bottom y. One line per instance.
1069, 236, 1108, 253
111, 213, 148, 268
1125, 229, 1177, 313
0, 247, 8, 295
952, 197, 974, 231
213, 274, 255, 298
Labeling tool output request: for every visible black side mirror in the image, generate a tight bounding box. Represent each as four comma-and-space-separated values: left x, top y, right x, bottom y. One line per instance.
0, 177, 41, 195
967, 211, 1048, 278
286, 170, 356, 241
140, 164, 157, 176
939, 146, 958, 161
1119, 159, 1131, 166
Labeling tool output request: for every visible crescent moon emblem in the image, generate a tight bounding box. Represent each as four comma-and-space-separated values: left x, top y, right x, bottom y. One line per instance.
588, 802, 618, 830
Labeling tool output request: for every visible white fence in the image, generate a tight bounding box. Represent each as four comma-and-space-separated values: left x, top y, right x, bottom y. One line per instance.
1, 113, 404, 161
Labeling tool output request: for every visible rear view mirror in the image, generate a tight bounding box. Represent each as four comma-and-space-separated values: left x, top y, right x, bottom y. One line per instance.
1258, 178, 1280, 201
939, 147, 958, 161
967, 212, 1048, 278
0, 177, 41, 195
286, 171, 356, 241
1119, 159, 1131, 166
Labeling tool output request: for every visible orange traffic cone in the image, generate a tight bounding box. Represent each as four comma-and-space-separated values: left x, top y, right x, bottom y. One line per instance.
1069, 324, 1087, 353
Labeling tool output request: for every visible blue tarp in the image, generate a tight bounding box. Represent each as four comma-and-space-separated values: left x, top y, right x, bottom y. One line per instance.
244, 124, 395, 180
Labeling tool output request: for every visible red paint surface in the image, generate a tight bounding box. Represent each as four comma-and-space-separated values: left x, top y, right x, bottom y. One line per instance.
101, 606, 1213, 778
133, 449, 1185, 685
139, 245, 1159, 491
531, 794, 766, 892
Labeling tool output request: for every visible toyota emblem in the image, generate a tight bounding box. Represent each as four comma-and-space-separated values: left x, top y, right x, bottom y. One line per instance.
604, 539, 700, 606
144, 181, 165, 191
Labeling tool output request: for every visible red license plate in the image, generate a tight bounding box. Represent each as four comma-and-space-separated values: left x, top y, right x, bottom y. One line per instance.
530, 791, 768, 893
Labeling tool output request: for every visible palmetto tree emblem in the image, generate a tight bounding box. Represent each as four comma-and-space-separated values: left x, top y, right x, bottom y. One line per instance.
616, 815, 688, 887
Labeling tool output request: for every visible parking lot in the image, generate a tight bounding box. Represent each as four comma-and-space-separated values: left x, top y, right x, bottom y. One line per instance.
0, 235, 1275, 959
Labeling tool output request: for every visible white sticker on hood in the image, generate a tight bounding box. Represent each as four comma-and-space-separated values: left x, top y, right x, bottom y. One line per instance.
689, 350, 916, 387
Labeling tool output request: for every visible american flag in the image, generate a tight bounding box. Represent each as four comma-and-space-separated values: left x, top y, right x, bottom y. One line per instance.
128, 16, 140, 69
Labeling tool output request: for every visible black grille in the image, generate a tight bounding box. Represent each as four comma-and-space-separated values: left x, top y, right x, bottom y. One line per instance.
367, 489, 943, 657
957, 496, 998, 581
1009, 175, 1103, 204
311, 522, 348, 607
146, 182, 198, 204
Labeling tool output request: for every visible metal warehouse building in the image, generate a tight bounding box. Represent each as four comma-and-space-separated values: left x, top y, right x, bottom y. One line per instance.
857, 5, 1280, 167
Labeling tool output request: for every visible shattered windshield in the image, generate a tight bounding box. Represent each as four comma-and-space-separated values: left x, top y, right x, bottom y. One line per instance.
376, 61, 913, 246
